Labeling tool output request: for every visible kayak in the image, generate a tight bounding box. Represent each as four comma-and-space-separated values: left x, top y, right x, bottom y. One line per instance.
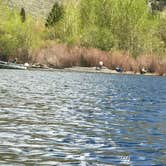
0, 61, 27, 70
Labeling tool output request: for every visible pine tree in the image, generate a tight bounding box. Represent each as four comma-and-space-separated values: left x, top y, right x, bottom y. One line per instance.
20, 8, 26, 22
45, 2, 64, 27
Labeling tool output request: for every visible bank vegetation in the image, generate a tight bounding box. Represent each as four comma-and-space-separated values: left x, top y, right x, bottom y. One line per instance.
0, 0, 166, 75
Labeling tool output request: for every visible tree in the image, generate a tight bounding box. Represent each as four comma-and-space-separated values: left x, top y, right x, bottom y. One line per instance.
20, 8, 26, 22
45, 2, 64, 27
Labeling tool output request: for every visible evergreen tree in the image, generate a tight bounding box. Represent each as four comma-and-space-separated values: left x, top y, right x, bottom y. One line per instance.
45, 2, 64, 27
20, 8, 26, 22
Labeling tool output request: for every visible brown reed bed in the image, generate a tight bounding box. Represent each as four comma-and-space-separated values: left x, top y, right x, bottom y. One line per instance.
29, 43, 166, 76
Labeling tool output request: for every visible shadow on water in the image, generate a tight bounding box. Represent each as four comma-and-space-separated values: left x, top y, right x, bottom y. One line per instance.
0, 69, 165, 165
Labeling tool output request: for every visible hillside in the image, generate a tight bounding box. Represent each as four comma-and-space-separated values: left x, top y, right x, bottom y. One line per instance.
3, 0, 166, 18
4, 0, 57, 18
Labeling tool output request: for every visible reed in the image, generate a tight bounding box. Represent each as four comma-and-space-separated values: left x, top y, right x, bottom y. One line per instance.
31, 43, 166, 75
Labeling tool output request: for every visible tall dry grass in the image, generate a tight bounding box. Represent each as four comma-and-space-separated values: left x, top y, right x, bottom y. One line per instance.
108, 51, 139, 72
31, 42, 110, 68
137, 54, 166, 75
30, 43, 166, 75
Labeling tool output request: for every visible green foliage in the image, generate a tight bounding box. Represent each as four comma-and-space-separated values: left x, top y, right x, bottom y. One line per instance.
79, 0, 114, 50
46, 0, 81, 45
157, 14, 166, 49
1, 0, 166, 59
45, 2, 64, 27
81, 26, 114, 51
0, 1, 44, 58
78, 0, 165, 56
45, 0, 166, 56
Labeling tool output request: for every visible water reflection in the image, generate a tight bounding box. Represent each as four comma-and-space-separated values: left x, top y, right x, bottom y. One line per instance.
0, 69, 165, 165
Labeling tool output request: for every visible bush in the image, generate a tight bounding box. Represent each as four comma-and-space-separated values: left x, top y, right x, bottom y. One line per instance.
46, 0, 166, 57
46, 0, 166, 56
81, 26, 114, 51
0, 1, 44, 60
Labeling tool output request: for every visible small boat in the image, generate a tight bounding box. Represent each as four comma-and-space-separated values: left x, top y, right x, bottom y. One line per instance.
0, 61, 27, 70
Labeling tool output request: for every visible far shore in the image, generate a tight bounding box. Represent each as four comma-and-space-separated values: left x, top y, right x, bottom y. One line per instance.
29, 65, 164, 76
63, 66, 160, 76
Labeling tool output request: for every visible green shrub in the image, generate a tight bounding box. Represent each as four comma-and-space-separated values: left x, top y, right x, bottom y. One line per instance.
81, 26, 114, 51
0, 1, 44, 59
75, 0, 165, 56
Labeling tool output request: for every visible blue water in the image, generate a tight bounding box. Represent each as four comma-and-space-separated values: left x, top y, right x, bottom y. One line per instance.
0, 69, 165, 165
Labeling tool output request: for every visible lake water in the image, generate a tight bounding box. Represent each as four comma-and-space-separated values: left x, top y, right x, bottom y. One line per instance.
0, 69, 165, 166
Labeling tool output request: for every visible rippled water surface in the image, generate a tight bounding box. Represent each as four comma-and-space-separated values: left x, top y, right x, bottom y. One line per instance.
0, 69, 165, 166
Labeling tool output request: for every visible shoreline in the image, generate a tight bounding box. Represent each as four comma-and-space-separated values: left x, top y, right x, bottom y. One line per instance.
63, 66, 159, 76
29, 66, 163, 77
0, 65, 164, 76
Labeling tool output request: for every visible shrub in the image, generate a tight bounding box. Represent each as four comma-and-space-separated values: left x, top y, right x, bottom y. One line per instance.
0, 1, 44, 60
81, 26, 114, 51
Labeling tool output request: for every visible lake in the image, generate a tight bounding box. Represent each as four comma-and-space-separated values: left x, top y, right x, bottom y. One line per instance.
0, 69, 165, 166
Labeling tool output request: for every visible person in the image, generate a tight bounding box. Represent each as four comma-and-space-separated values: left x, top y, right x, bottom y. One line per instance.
12, 58, 17, 63
140, 67, 147, 74
99, 61, 103, 69
115, 66, 123, 72
96, 61, 104, 70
